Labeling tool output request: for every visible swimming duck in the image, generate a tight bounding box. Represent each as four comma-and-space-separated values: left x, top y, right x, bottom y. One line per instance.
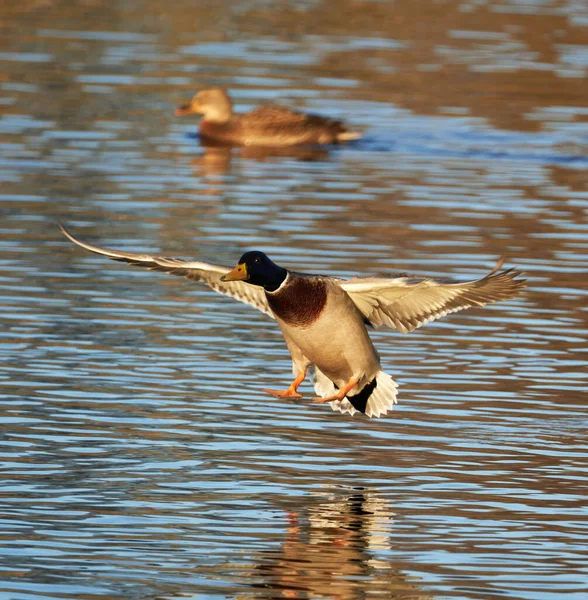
60, 226, 525, 418
174, 88, 362, 147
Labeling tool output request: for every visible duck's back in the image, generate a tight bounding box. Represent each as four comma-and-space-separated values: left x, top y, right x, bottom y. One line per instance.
243, 105, 309, 126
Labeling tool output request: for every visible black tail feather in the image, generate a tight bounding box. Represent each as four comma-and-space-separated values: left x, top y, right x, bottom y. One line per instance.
347, 377, 377, 414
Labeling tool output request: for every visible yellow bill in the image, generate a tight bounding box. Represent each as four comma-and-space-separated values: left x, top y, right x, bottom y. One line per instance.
221, 263, 249, 282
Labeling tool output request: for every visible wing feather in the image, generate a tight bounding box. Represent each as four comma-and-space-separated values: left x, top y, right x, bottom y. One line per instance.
242, 105, 309, 126
341, 258, 525, 333
60, 225, 273, 317
241, 105, 347, 135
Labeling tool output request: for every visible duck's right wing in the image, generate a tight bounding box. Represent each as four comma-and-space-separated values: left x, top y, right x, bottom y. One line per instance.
60, 225, 274, 318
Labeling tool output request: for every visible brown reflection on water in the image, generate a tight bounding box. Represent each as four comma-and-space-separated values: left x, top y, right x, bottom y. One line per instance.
245, 492, 431, 600
191, 143, 331, 179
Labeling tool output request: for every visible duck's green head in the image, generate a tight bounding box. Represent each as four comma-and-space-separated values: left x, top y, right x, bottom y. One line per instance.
221, 251, 287, 292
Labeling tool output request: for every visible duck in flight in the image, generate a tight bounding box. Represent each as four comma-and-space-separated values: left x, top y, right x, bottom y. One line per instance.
175, 88, 362, 147
60, 226, 525, 418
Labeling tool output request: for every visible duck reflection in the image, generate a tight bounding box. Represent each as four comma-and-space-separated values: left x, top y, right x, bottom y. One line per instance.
190, 140, 331, 179
245, 490, 432, 600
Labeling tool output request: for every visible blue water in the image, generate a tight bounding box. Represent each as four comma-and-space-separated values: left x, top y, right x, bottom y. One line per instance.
1, 1, 587, 598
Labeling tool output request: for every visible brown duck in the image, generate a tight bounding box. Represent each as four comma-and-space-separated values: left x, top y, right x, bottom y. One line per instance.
60, 226, 526, 419
175, 88, 362, 147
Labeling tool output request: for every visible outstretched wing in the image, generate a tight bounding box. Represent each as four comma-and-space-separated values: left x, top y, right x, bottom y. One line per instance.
60, 225, 273, 318
341, 258, 525, 333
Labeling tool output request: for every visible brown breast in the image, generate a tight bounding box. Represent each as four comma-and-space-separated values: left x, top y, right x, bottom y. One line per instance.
199, 120, 240, 144
266, 275, 328, 328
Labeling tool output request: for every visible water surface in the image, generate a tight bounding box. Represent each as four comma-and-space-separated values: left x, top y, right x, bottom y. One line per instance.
1, 1, 587, 599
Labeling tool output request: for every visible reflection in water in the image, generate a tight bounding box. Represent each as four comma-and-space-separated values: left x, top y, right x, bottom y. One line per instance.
247, 490, 431, 600
193, 141, 331, 178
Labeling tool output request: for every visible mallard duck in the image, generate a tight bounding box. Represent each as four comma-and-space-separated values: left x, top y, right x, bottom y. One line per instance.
60, 226, 525, 418
174, 88, 362, 147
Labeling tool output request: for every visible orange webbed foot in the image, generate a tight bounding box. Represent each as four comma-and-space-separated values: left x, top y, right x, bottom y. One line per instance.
311, 378, 359, 404
263, 388, 304, 399
264, 370, 307, 400
312, 395, 340, 404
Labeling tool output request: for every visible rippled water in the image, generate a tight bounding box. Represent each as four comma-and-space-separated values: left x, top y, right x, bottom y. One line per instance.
1, 1, 587, 599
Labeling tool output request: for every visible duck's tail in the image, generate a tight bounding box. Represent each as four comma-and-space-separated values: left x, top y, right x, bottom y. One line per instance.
336, 130, 362, 142
312, 369, 398, 418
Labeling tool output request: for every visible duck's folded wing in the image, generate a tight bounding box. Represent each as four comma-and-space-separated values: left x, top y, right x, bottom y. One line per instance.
341, 258, 525, 333
60, 226, 273, 318
242, 105, 309, 126
243, 105, 345, 130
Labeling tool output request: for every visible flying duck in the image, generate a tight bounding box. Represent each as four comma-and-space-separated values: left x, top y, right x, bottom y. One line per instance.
60, 226, 525, 418
174, 88, 362, 147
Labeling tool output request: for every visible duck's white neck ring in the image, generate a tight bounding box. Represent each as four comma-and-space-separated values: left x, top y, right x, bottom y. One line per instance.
266, 271, 290, 294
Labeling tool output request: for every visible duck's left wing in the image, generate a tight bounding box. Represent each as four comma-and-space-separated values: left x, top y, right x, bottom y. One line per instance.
60, 225, 273, 318
341, 258, 525, 333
